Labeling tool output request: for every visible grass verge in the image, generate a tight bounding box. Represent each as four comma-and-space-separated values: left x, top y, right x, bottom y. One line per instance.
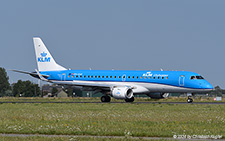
0, 103, 224, 138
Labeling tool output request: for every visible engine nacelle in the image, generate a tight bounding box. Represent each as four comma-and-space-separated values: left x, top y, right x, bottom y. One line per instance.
147, 93, 169, 99
111, 87, 133, 99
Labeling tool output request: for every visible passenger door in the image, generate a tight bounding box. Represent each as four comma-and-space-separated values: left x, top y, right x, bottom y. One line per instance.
61, 73, 66, 81
179, 75, 185, 86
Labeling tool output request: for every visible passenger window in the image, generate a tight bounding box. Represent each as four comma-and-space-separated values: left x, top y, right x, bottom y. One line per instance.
140, 76, 143, 79
110, 76, 112, 78
149, 77, 151, 79
76, 75, 78, 78
153, 77, 155, 79
119, 76, 121, 78
166, 77, 168, 79
72, 75, 74, 78
95, 76, 97, 78
106, 76, 108, 78
123, 76, 125, 78
84, 76, 86, 78
102, 76, 104, 78
80, 75, 82, 78
128, 76, 130, 79
162, 77, 164, 79
68, 75, 70, 78
91, 76, 93, 78
157, 77, 160, 79
145, 76, 147, 79
98, 76, 100, 78
136, 76, 139, 79
132, 76, 134, 79
114, 76, 116, 78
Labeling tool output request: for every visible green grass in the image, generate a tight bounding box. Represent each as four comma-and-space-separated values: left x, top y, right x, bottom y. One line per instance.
0, 102, 224, 138
0, 136, 175, 141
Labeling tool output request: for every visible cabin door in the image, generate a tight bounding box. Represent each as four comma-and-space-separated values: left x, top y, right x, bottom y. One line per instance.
61, 73, 66, 81
179, 75, 185, 86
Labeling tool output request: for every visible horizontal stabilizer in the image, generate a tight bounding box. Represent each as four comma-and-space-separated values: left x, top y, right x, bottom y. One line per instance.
10, 69, 49, 79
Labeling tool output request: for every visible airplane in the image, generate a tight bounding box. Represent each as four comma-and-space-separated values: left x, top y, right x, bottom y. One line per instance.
12, 37, 214, 103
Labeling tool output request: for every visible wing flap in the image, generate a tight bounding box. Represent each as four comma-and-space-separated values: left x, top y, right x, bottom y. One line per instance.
53, 80, 112, 88
52, 80, 135, 90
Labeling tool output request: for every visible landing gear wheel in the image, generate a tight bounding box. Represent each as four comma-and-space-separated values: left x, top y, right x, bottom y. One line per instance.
101, 95, 111, 102
125, 97, 135, 102
187, 98, 193, 103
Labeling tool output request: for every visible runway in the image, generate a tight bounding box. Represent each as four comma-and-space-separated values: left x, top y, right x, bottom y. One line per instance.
0, 101, 224, 104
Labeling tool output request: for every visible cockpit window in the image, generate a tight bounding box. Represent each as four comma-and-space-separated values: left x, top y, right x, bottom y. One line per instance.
190, 76, 196, 80
196, 76, 204, 79
190, 75, 204, 80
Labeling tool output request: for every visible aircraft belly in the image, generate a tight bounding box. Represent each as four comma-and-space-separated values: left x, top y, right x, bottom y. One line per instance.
53, 80, 210, 94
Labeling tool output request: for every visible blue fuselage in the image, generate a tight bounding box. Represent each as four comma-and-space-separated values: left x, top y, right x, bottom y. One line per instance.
41, 70, 213, 92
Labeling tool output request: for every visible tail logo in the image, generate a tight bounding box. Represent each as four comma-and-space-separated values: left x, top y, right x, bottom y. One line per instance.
41, 52, 47, 57
38, 52, 51, 62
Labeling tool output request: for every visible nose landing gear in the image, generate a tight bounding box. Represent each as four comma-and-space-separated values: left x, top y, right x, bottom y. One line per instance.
187, 96, 193, 103
187, 93, 194, 103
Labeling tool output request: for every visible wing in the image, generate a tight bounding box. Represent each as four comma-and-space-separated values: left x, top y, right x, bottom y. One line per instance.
52, 80, 129, 88
51, 80, 140, 94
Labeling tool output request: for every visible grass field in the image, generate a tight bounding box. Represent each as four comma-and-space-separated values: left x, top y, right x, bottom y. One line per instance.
0, 99, 224, 140
0, 136, 174, 141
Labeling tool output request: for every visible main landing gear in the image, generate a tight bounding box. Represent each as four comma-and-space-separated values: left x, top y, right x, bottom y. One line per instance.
101, 96, 135, 103
101, 95, 111, 102
125, 97, 135, 102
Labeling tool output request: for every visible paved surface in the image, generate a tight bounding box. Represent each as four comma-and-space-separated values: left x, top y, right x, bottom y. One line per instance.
0, 101, 224, 104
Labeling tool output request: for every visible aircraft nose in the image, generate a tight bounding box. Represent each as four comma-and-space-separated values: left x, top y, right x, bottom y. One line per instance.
204, 82, 214, 90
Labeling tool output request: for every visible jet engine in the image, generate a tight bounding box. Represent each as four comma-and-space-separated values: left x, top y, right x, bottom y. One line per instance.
111, 87, 133, 99
146, 93, 169, 99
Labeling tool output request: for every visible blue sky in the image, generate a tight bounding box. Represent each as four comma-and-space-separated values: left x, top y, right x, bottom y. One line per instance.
1, 1, 225, 88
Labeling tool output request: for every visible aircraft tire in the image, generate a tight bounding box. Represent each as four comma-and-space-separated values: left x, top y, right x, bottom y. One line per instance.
187, 98, 193, 103
106, 95, 111, 102
125, 96, 135, 102
101, 95, 111, 102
